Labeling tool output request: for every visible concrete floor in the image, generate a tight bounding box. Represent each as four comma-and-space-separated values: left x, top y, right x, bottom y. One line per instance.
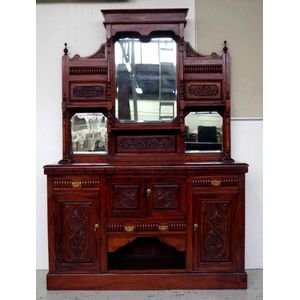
36, 269, 262, 300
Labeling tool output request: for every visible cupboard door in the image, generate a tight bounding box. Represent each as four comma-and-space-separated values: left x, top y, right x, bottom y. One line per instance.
149, 177, 186, 218
53, 193, 100, 272
192, 191, 238, 272
109, 178, 146, 217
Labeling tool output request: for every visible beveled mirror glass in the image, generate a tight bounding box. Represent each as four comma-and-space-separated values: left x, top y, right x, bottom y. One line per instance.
115, 37, 177, 122
71, 113, 107, 153
184, 111, 223, 153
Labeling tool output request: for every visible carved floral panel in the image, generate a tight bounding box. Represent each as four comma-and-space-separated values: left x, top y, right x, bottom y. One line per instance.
185, 82, 222, 99
61, 202, 93, 262
113, 185, 139, 210
153, 184, 179, 209
200, 201, 231, 261
117, 136, 176, 153
70, 83, 106, 100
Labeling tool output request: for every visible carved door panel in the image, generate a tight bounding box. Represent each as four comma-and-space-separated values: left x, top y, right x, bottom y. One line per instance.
54, 193, 100, 272
192, 191, 238, 272
109, 178, 146, 217
148, 177, 186, 218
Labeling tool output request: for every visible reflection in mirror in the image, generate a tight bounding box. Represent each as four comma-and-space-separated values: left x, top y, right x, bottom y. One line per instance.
184, 111, 223, 153
71, 113, 107, 153
115, 37, 177, 122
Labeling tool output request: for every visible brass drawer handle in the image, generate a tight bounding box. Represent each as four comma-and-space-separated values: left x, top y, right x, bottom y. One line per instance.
94, 224, 99, 232
72, 181, 81, 188
158, 224, 169, 231
193, 223, 199, 231
211, 179, 221, 186
124, 225, 135, 232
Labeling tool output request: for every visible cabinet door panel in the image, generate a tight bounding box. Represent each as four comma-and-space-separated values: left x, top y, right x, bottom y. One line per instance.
109, 179, 146, 217
193, 191, 238, 272
54, 193, 100, 272
149, 177, 186, 218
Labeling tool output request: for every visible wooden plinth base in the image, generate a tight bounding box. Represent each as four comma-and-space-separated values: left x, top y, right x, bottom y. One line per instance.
47, 272, 247, 290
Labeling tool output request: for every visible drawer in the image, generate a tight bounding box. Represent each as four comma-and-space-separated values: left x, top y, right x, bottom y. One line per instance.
52, 176, 100, 191
191, 176, 239, 188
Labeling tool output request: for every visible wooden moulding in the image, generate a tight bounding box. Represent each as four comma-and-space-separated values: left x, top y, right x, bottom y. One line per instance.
47, 272, 247, 290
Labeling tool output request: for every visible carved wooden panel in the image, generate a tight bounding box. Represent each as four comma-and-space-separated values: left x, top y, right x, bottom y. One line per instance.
185, 82, 222, 99
200, 201, 231, 261
113, 185, 139, 209
70, 83, 106, 100
193, 192, 238, 272
116, 136, 176, 153
62, 203, 91, 261
110, 181, 146, 217
153, 184, 179, 209
54, 195, 99, 272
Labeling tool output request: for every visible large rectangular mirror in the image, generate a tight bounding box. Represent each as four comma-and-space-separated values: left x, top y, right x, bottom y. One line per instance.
115, 37, 177, 122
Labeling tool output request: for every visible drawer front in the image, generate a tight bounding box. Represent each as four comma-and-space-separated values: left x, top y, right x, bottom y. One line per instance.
192, 176, 239, 189
52, 176, 100, 191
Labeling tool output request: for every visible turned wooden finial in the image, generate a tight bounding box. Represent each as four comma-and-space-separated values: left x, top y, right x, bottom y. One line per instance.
64, 43, 68, 55
223, 40, 228, 53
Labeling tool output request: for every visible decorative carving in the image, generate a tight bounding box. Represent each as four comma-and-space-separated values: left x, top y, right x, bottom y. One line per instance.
64, 204, 90, 260
53, 179, 100, 189
185, 42, 204, 58
154, 185, 179, 209
88, 43, 106, 59
202, 202, 230, 260
113, 185, 139, 209
81, 180, 100, 189
72, 85, 105, 99
53, 179, 72, 189
192, 177, 239, 187
107, 223, 186, 232
69, 67, 107, 75
184, 65, 222, 73
186, 82, 221, 99
117, 136, 176, 153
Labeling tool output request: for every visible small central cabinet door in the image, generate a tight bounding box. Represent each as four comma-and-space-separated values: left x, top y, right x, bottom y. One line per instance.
53, 193, 100, 272
149, 177, 186, 217
110, 179, 146, 217
193, 191, 239, 272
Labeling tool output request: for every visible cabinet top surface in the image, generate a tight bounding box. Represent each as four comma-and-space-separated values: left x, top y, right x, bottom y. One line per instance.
44, 161, 248, 174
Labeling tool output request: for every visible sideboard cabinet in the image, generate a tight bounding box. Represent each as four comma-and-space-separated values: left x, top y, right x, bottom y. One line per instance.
44, 9, 248, 289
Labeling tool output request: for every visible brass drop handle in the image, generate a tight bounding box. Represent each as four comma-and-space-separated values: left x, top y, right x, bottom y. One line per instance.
146, 188, 151, 198
193, 223, 199, 231
94, 224, 99, 232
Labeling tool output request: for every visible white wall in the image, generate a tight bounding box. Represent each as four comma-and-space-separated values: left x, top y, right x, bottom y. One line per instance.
232, 119, 263, 269
36, 1, 262, 270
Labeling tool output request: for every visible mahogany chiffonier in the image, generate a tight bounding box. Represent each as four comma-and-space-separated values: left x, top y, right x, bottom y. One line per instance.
44, 9, 248, 290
